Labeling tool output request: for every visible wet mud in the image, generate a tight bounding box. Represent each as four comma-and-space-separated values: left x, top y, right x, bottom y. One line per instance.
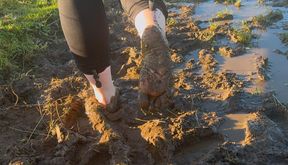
219, 113, 256, 144
1, 0, 288, 165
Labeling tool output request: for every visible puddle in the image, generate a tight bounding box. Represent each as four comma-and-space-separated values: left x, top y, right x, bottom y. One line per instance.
173, 137, 223, 164
219, 113, 256, 144
258, 28, 288, 103
219, 28, 288, 103
193, 0, 269, 23
169, 1, 288, 104
219, 48, 267, 93
198, 2, 288, 103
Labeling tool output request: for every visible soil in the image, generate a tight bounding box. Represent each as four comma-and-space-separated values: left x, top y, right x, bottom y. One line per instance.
1, 0, 288, 165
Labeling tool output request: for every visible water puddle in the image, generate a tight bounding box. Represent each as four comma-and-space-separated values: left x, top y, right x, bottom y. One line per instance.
258, 28, 288, 103
169, 0, 288, 102
219, 113, 256, 144
219, 48, 267, 93
219, 27, 288, 103
173, 137, 223, 164
195, 1, 288, 103
194, 0, 269, 23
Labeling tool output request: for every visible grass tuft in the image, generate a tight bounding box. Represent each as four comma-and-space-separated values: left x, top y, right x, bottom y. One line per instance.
0, 0, 61, 81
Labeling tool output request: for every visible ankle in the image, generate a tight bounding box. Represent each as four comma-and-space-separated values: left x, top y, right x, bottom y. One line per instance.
134, 9, 166, 39
84, 67, 116, 105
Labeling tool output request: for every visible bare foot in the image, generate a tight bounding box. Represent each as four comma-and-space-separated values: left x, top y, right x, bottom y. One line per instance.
139, 26, 172, 110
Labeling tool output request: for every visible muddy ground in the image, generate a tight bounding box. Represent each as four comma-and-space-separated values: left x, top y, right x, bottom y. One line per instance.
1, 0, 288, 165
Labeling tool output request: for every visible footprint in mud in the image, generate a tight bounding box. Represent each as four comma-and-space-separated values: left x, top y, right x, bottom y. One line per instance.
172, 136, 223, 165
219, 113, 256, 144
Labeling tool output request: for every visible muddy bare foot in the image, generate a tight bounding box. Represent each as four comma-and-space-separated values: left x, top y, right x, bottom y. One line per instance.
139, 26, 172, 111
86, 95, 123, 122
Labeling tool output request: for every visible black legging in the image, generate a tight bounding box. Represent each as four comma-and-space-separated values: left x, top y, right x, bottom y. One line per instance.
58, 0, 167, 75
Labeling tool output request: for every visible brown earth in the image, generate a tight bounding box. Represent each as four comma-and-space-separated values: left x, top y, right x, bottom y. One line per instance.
1, 1, 288, 165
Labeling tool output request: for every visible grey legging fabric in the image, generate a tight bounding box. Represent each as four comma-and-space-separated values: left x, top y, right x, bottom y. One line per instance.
58, 0, 167, 74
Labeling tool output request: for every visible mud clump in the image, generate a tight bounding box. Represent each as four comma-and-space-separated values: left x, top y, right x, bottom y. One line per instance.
198, 49, 243, 92
198, 49, 217, 71
170, 111, 221, 144
243, 112, 288, 163
219, 45, 245, 57
36, 94, 130, 165
139, 120, 174, 164
39, 99, 222, 165
35, 131, 113, 165
84, 96, 130, 165
194, 29, 216, 42
174, 71, 193, 91
211, 13, 233, 22
219, 46, 236, 57
252, 10, 283, 28
42, 76, 93, 142
228, 28, 252, 45
138, 111, 221, 164
245, 112, 287, 145
116, 47, 142, 79
279, 32, 288, 45
256, 56, 270, 81
179, 5, 195, 18
203, 112, 288, 164
43, 76, 86, 101
272, 0, 288, 7
202, 71, 243, 91
122, 66, 140, 80
171, 52, 184, 63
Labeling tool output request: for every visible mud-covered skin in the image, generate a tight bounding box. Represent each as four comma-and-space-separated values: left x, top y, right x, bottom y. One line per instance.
104, 88, 124, 121
139, 26, 172, 110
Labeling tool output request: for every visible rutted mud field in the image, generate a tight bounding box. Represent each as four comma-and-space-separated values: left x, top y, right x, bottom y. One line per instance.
1, 0, 288, 164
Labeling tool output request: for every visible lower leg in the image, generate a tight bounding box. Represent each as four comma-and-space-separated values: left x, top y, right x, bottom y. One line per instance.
119, 0, 168, 38
128, 2, 171, 110
58, 0, 115, 106
87, 7, 167, 106
84, 66, 116, 106
134, 8, 166, 39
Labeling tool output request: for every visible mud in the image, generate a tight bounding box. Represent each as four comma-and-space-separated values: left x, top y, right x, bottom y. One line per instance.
1, 0, 288, 165
219, 113, 256, 144
252, 10, 283, 28
272, 0, 288, 7
211, 12, 233, 22
219, 46, 236, 57
256, 56, 270, 81
279, 32, 288, 45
